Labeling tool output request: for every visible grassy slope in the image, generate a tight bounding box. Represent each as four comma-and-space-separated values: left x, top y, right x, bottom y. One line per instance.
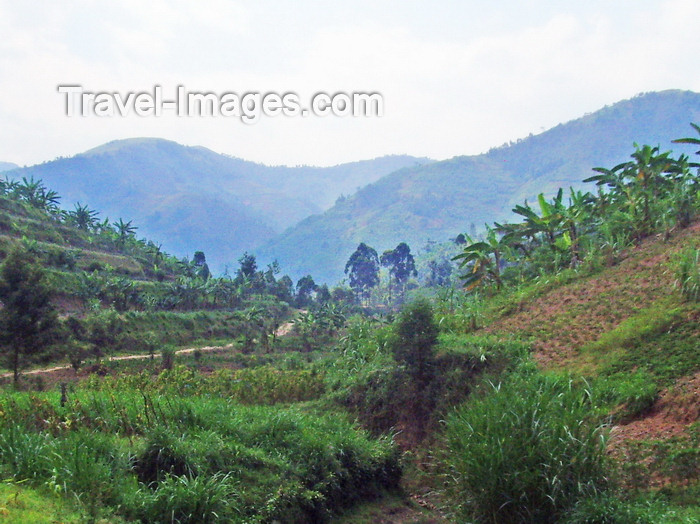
485, 222, 699, 373
481, 222, 700, 465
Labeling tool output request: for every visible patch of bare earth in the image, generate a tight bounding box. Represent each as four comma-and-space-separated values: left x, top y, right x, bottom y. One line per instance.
607, 372, 700, 487
485, 222, 700, 368
612, 372, 700, 443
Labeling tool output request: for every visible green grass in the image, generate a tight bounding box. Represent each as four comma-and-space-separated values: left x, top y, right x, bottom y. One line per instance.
444, 371, 610, 524
0, 386, 400, 523
578, 299, 700, 385
0, 481, 85, 523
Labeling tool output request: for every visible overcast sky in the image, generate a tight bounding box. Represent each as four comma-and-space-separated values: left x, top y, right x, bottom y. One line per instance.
1, 0, 699, 167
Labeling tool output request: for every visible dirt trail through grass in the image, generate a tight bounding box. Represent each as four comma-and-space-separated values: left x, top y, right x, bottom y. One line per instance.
0, 320, 297, 380
0, 343, 235, 379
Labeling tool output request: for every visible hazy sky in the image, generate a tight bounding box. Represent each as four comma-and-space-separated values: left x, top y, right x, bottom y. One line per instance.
1, 0, 699, 167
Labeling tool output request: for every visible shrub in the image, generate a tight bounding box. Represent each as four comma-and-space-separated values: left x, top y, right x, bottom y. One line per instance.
391, 297, 438, 385
444, 372, 610, 523
127, 472, 237, 524
134, 427, 197, 484
674, 246, 700, 302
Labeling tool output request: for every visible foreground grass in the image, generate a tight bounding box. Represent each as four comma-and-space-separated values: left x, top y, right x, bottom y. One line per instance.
0, 385, 400, 523
0, 481, 84, 523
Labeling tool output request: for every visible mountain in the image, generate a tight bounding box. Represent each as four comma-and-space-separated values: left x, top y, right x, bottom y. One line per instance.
0, 161, 18, 173
256, 90, 700, 283
3, 140, 429, 273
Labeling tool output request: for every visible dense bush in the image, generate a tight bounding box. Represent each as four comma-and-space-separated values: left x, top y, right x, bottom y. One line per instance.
0, 388, 399, 522
444, 372, 610, 523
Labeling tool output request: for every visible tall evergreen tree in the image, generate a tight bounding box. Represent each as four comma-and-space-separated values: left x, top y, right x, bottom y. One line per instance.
0, 248, 60, 384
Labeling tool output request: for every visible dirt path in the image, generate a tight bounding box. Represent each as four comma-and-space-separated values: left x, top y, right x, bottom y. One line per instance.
1, 319, 299, 380
275, 320, 295, 337
0, 343, 235, 379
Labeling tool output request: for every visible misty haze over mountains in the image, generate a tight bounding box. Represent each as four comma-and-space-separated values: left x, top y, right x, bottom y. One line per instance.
3, 90, 699, 282
2, 143, 429, 274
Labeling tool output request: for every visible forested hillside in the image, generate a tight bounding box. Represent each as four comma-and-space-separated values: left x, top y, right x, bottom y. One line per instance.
259, 90, 700, 283
4, 140, 429, 273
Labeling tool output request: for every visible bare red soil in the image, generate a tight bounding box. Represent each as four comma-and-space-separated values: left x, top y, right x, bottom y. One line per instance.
486, 222, 699, 368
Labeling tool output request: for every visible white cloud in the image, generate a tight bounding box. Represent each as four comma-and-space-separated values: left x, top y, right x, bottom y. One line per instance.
0, 0, 698, 166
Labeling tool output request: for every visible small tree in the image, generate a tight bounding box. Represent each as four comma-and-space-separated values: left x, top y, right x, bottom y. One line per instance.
193, 251, 210, 280
391, 298, 439, 438
392, 298, 438, 385
0, 248, 60, 384
236, 252, 258, 279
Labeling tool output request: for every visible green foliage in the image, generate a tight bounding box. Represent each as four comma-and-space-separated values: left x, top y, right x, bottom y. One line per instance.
380, 242, 417, 302
0, 247, 61, 382
345, 243, 380, 304
453, 225, 510, 290
391, 298, 438, 385
127, 472, 237, 523
444, 372, 610, 523
673, 246, 700, 302
0, 387, 400, 522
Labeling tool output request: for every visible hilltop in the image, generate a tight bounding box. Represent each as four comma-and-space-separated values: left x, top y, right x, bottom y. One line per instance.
0, 161, 18, 172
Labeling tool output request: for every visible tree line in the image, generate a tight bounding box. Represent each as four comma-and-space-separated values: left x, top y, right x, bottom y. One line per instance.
453, 125, 700, 290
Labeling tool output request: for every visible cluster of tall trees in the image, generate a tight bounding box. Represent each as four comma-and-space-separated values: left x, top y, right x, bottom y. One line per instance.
344, 242, 417, 306
454, 126, 700, 290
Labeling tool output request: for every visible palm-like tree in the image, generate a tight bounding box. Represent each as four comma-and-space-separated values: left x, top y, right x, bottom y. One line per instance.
113, 218, 137, 246
0, 177, 20, 197
452, 226, 512, 290
70, 203, 99, 231
587, 145, 675, 239
673, 122, 700, 162
17, 177, 61, 213
512, 191, 565, 248
560, 188, 595, 265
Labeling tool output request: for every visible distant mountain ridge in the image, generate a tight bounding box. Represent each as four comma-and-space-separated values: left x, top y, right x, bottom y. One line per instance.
0, 161, 18, 173
3, 140, 430, 273
256, 90, 700, 283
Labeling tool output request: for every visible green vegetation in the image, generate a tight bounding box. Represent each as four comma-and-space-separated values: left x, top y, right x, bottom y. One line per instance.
0, 386, 399, 522
444, 372, 610, 523
0, 120, 698, 522
0, 247, 61, 384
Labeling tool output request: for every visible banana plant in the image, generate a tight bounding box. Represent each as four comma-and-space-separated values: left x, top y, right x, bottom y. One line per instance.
452, 225, 512, 290
512, 190, 565, 248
